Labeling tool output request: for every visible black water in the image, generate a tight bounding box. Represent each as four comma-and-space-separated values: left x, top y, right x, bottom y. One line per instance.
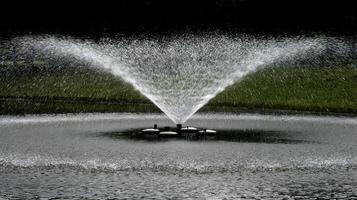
1, 113, 357, 199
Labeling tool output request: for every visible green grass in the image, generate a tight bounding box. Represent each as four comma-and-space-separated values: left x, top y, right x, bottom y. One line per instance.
210, 65, 357, 113
1, 65, 357, 115
0, 70, 146, 102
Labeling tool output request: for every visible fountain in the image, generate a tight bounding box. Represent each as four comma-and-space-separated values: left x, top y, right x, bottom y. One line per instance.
14, 35, 328, 124
2, 34, 357, 199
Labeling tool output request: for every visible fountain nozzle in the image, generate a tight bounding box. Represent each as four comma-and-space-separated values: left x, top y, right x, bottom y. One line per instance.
176, 124, 182, 134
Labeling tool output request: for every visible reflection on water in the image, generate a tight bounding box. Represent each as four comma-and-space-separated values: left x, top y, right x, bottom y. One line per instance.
0, 113, 357, 199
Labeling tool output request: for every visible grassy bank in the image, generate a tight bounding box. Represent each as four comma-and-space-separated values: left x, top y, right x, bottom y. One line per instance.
210, 65, 357, 114
1, 65, 357, 115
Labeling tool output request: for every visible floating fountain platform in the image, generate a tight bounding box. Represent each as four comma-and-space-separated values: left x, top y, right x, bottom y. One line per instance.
134, 124, 217, 139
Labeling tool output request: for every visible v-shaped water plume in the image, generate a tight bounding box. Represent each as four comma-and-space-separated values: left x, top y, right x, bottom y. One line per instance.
16, 35, 326, 123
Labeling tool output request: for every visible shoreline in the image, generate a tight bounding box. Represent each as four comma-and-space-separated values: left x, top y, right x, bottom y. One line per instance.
1, 96, 357, 118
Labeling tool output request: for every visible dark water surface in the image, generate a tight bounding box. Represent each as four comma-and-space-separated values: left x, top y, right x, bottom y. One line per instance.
0, 113, 357, 199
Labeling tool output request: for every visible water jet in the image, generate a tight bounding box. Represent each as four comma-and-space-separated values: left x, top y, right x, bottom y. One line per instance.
13, 35, 329, 124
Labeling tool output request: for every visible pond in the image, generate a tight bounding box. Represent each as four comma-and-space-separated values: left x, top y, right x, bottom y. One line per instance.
0, 113, 356, 199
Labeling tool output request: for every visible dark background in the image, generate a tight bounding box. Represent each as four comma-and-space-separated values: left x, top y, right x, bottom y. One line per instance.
1, 0, 356, 37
